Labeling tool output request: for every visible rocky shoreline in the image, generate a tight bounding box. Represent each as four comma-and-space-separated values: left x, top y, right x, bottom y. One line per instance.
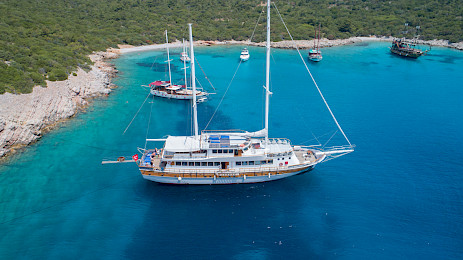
0, 51, 119, 158
1, 36, 462, 159
118, 36, 463, 53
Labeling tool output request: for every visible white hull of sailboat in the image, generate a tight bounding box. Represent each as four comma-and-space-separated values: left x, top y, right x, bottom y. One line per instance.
180, 56, 191, 62
150, 89, 206, 100
240, 54, 250, 61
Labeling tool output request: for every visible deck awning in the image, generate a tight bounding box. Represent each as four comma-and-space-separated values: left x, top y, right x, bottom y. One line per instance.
164, 136, 201, 152
166, 85, 183, 91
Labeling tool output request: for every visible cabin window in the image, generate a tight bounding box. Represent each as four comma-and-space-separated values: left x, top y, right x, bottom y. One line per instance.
201, 162, 207, 166
228, 149, 233, 154
255, 161, 261, 165
208, 162, 213, 166
182, 162, 187, 166
267, 159, 273, 164
242, 161, 248, 166
212, 150, 217, 153
214, 162, 220, 166
195, 162, 200, 166
189, 162, 194, 166
218, 150, 223, 154
289, 157, 291, 159
283, 152, 287, 156
236, 162, 242, 166
288, 151, 293, 156
176, 162, 181, 166
249, 161, 255, 166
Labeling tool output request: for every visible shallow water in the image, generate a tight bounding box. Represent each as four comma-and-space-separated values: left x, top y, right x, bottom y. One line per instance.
1, 42, 463, 259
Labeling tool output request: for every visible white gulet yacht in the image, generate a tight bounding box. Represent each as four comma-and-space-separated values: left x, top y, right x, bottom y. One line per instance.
137, 1, 354, 184
180, 38, 191, 62
147, 30, 207, 100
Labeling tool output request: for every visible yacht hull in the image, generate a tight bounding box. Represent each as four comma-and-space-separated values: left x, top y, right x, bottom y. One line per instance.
150, 89, 206, 100
140, 164, 315, 185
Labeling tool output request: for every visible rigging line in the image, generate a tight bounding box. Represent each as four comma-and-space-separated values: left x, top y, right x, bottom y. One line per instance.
149, 55, 159, 71
123, 92, 151, 135
194, 56, 216, 91
144, 94, 155, 150
322, 130, 338, 148
273, 2, 352, 146
0, 175, 135, 225
249, 5, 266, 43
204, 61, 242, 130
196, 77, 205, 90
311, 131, 322, 146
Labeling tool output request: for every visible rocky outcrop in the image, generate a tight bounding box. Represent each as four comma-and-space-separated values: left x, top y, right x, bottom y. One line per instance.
0, 51, 118, 158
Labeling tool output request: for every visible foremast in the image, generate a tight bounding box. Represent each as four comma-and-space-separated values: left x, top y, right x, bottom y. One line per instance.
165, 30, 172, 85
264, 0, 271, 145
188, 23, 199, 138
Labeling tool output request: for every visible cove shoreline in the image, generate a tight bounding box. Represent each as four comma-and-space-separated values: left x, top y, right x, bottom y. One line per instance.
0, 36, 462, 159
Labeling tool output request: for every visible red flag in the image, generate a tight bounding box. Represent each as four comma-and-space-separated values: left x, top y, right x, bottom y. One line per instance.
132, 154, 139, 161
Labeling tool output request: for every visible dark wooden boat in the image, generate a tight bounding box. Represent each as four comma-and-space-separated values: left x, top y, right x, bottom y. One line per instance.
390, 39, 429, 58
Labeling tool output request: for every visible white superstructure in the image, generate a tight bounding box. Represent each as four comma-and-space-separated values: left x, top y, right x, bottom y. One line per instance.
240, 48, 250, 61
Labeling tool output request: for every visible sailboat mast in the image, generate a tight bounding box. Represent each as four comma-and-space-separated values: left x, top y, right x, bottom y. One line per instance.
182, 38, 185, 53
188, 23, 199, 138
313, 27, 318, 50
182, 39, 188, 90
317, 23, 321, 51
183, 39, 188, 90
165, 30, 172, 85
264, 0, 271, 144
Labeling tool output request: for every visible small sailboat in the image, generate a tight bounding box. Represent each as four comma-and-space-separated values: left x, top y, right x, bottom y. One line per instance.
240, 48, 250, 61
147, 30, 208, 100
308, 24, 322, 62
180, 38, 191, 62
134, 0, 354, 184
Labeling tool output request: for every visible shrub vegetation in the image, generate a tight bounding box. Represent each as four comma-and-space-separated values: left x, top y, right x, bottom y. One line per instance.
1, 0, 462, 93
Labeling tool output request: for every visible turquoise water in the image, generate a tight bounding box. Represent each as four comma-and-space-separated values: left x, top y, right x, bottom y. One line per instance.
1, 42, 463, 259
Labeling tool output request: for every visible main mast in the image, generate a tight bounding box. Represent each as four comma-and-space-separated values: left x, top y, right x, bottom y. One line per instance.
188, 24, 199, 138
264, 0, 271, 144
165, 30, 172, 85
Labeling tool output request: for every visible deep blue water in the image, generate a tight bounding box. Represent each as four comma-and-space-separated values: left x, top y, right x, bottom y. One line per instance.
1, 42, 463, 259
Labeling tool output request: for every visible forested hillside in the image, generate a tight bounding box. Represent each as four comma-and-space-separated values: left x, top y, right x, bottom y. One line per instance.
1, 0, 462, 94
